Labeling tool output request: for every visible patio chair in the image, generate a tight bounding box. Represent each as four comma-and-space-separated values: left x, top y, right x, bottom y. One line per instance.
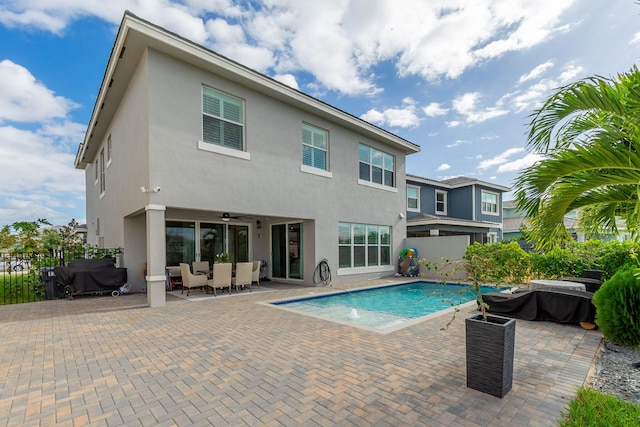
208, 263, 232, 296
251, 260, 261, 288
179, 263, 207, 296
232, 262, 253, 292
192, 261, 210, 278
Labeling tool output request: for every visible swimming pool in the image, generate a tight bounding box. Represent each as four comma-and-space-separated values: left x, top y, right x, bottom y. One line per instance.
268, 281, 496, 332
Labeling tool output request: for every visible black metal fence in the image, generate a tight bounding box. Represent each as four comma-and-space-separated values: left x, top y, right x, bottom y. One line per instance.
0, 248, 123, 305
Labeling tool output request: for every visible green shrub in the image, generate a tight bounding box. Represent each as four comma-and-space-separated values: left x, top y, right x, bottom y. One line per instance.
593, 262, 640, 346
527, 240, 640, 280
463, 242, 530, 284
529, 246, 581, 279
592, 240, 639, 281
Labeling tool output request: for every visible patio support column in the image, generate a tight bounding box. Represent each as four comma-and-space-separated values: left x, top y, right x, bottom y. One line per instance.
145, 204, 166, 307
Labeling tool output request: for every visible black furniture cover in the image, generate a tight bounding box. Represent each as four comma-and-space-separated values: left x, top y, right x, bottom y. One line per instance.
54, 258, 128, 294
483, 288, 595, 324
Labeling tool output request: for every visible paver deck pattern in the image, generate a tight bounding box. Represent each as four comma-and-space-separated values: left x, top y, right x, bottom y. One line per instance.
0, 280, 602, 426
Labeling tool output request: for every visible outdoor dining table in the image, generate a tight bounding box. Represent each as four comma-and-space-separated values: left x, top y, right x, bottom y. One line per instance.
196, 269, 213, 279
528, 279, 586, 292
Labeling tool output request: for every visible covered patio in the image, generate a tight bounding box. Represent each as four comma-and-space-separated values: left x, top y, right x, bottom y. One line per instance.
0, 280, 602, 426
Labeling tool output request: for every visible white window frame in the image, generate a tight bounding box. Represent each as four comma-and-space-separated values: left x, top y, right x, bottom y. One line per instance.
338, 222, 392, 271
94, 158, 99, 185
481, 190, 499, 216
487, 232, 498, 244
302, 123, 328, 171
99, 148, 105, 198
407, 185, 420, 212
358, 144, 395, 189
106, 134, 112, 167
435, 190, 447, 215
201, 86, 246, 154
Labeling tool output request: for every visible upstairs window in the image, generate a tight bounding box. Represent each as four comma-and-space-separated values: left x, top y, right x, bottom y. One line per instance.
99, 148, 106, 195
106, 134, 112, 166
435, 190, 447, 215
481, 191, 498, 215
302, 123, 328, 170
407, 186, 419, 211
359, 144, 395, 188
202, 86, 244, 151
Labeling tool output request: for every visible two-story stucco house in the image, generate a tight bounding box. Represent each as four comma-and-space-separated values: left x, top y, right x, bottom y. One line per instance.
405, 175, 510, 243
74, 12, 420, 306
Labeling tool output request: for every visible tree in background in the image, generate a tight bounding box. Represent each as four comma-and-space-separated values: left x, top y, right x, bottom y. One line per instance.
9, 219, 51, 253
514, 66, 640, 250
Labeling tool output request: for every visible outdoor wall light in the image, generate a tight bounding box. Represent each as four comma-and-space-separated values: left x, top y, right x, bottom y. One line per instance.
140, 186, 161, 193
399, 213, 405, 219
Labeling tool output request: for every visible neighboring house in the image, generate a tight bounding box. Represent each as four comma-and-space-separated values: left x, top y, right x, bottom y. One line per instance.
405, 175, 510, 243
503, 200, 582, 244
502, 200, 631, 245
74, 12, 420, 306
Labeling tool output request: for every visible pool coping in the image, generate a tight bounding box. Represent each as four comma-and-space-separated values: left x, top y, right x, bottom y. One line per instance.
257, 280, 510, 334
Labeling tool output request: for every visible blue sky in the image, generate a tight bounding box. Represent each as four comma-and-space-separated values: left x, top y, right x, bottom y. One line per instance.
1, 0, 639, 227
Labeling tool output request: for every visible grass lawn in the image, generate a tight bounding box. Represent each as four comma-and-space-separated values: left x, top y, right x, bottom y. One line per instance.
560, 387, 640, 426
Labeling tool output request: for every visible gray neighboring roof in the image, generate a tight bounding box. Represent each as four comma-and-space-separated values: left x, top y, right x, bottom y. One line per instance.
75, 10, 420, 168
503, 216, 578, 233
503, 217, 527, 233
406, 174, 511, 192
502, 200, 517, 208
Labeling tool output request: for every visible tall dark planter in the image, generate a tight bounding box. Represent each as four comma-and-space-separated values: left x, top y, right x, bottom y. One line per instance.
465, 314, 516, 398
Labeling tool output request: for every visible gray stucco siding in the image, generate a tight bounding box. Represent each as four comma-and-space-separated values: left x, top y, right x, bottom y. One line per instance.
140, 49, 406, 281
86, 52, 151, 248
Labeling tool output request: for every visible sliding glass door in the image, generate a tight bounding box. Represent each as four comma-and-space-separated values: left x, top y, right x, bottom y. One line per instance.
166, 221, 249, 266
200, 223, 225, 265
271, 222, 303, 280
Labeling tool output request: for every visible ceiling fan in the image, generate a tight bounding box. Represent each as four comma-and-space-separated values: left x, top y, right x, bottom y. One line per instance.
219, 212, 251, 221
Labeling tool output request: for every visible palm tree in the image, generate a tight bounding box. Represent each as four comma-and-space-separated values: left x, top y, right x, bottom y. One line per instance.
514, 66, 640, 250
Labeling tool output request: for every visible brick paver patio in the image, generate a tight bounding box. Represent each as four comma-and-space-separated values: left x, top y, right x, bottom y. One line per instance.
0, 281, 602, 426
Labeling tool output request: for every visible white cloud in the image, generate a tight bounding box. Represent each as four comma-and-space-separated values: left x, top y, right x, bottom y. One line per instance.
0, 125, 85, 224
0, 59, 85, 225
437, 163, 451, 171
446, 140, 470, 148
272, 73, 299, 90
518, 61, 554, 84
497, 153, 545, 173
631, 32, 640, 44
423, 102, 448, 117
452, 92, 509, 125
0, 60, 77, 123
360, 99, 421, 128
506, 62, 586, 113
0, 0, 579, 96
478, 147, 526, 170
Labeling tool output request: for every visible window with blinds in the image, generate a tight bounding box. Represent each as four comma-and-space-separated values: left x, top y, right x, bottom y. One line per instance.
302, 123, 328, 170
338, 222, 391, 269
359, 144, 395, 188
407, 186, 419, 211
481, 191, 499, 215
435, 190, 447, 214
202, 86, 244, 151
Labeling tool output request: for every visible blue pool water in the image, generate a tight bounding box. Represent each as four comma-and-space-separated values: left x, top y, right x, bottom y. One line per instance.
272, 281, 495, 331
